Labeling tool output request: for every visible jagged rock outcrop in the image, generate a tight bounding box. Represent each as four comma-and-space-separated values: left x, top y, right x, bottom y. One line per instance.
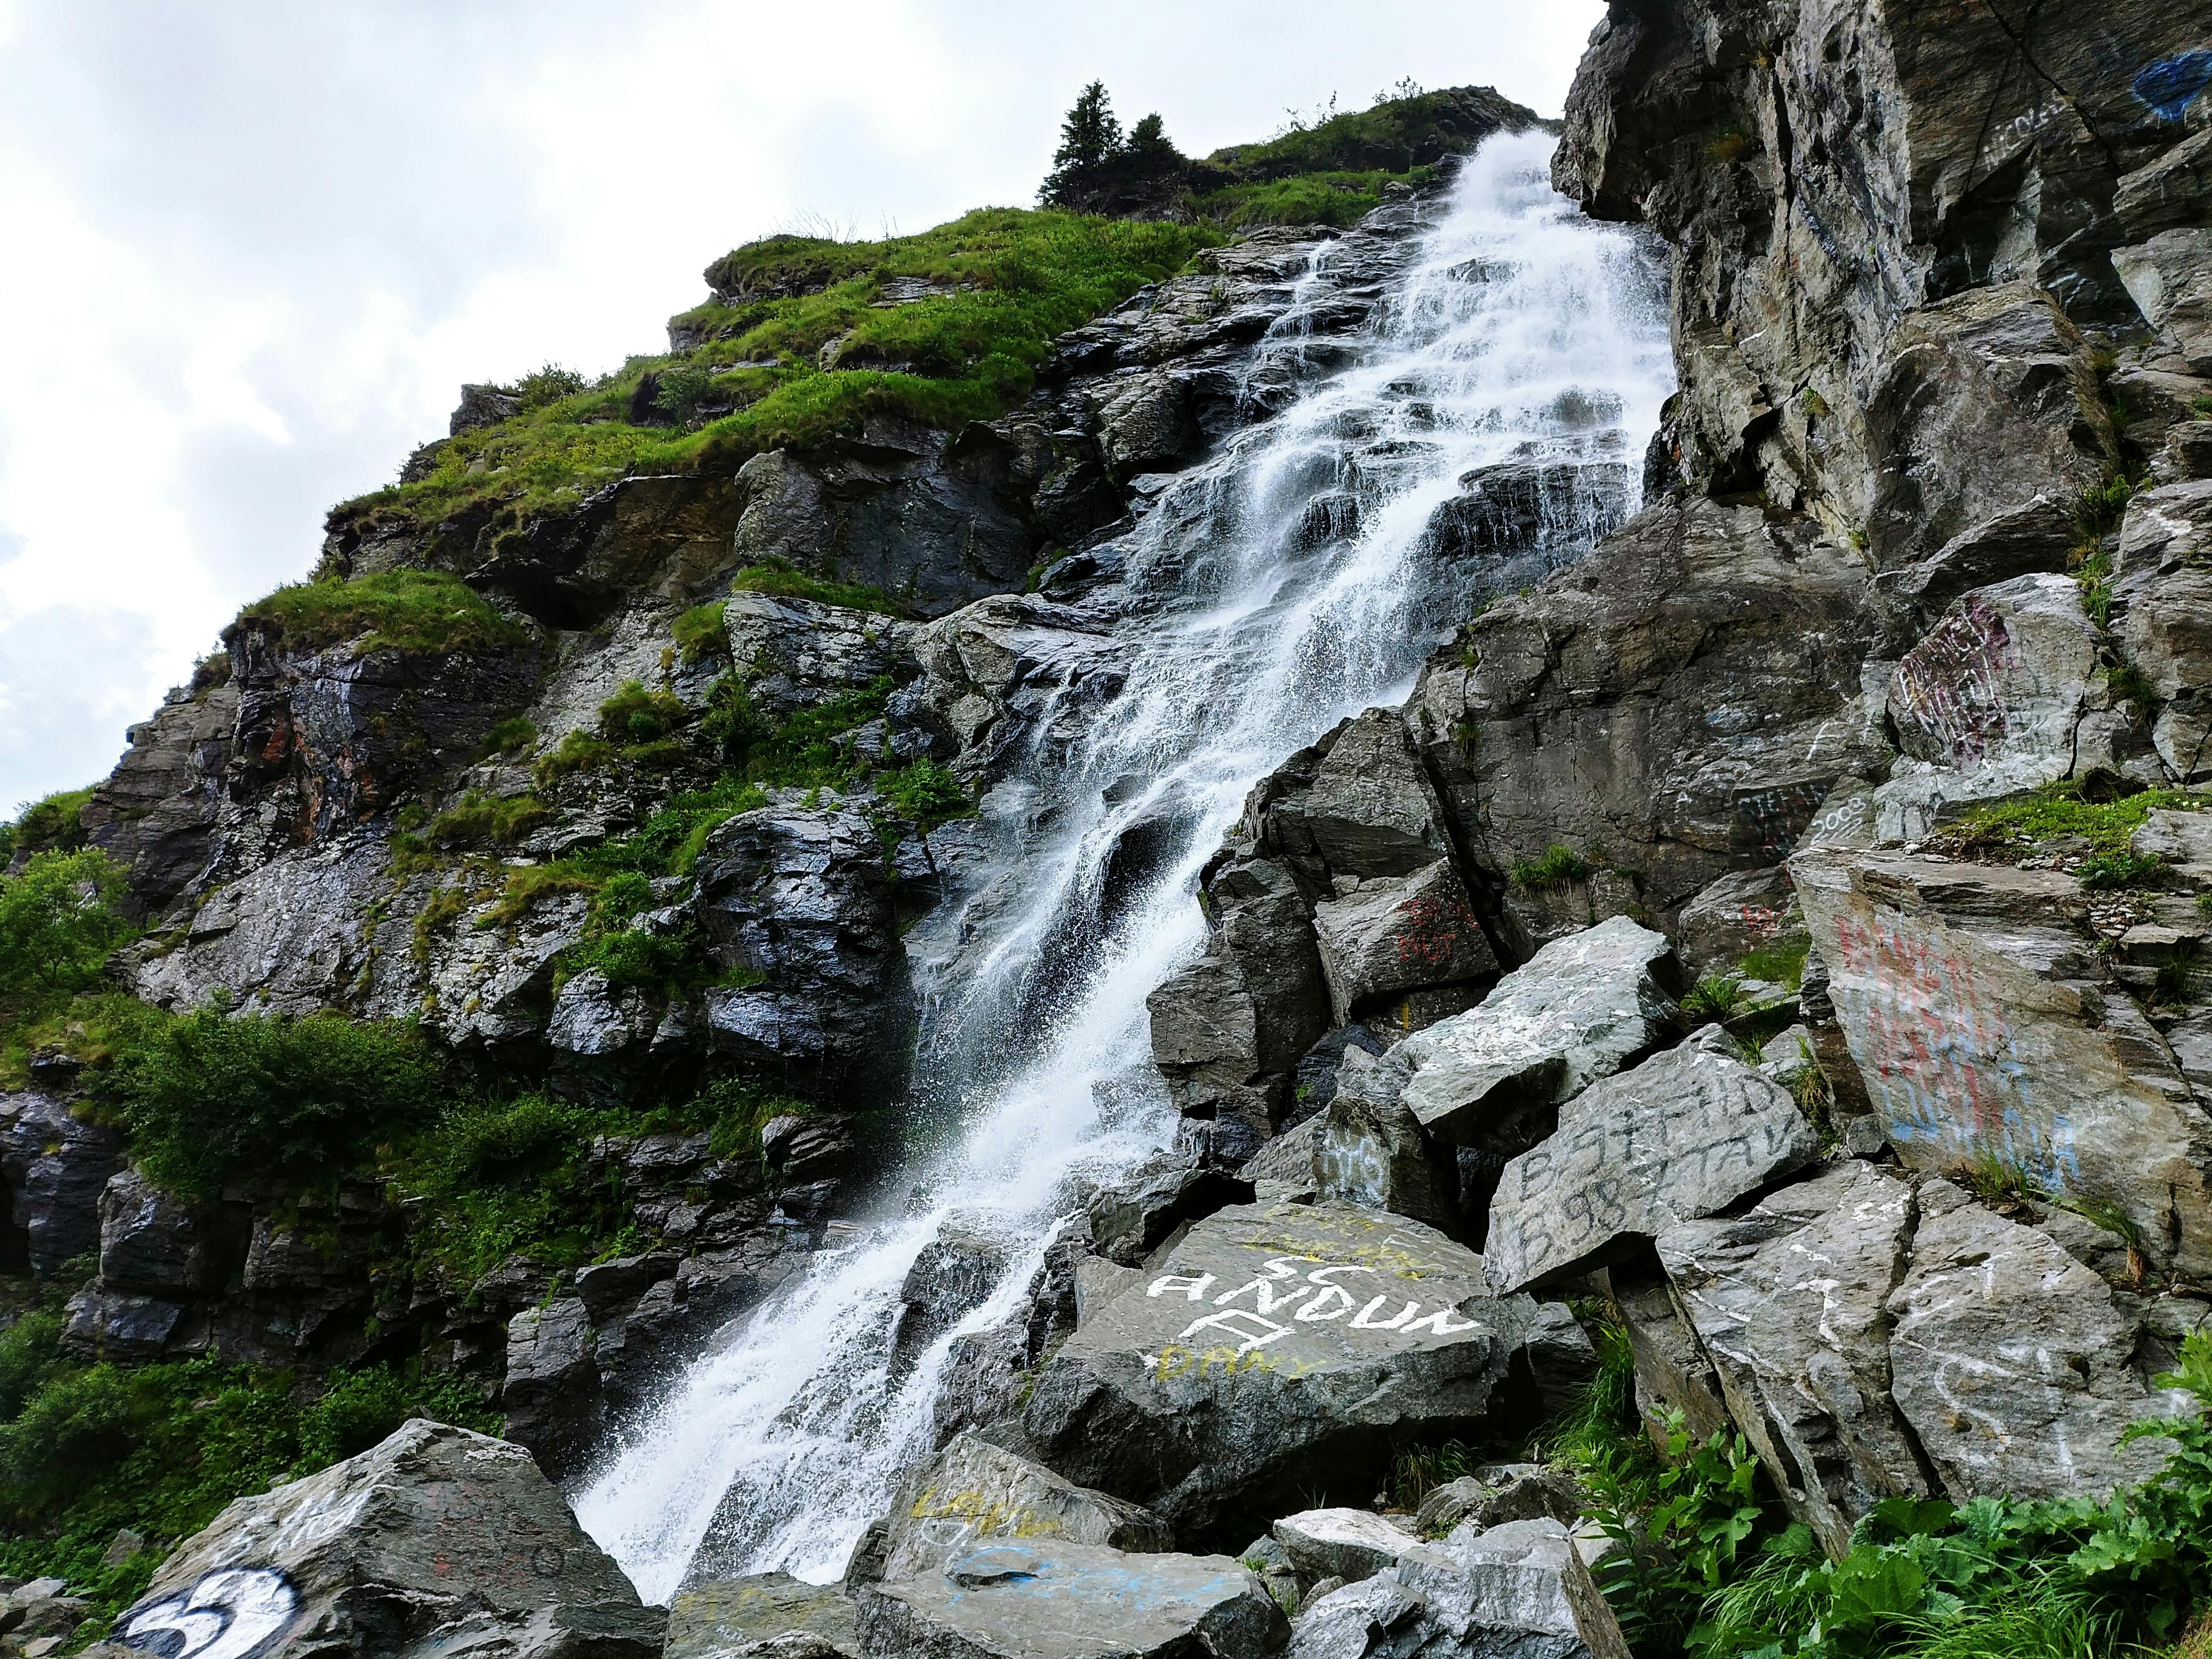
0, 1092, 122, 1278
1555, 0, 2207, 531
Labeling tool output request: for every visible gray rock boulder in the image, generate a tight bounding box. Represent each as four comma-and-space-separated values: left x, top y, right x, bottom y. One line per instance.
1390, 918, 1681, 1152
1871, 495, 2078, 636
904, 594, 1126, 784
858, 1433, 1171, 1588
112, 1419, 661, 1659
1309, 1079, 1457, 1233
1673, 867, 1804, 983
1288, 1519, 1628, 1659
2116, 230, 2212, 378
502, 1297, 601, 1479
1409, 1465, 1582, 1540
1021, 1201, 1559, 1540
1792, 846, 2212, 1279
719, 591, 916, 717
1287, 710, 1453, 881
1270, 1509, 1415, 1586
1311, 860, 1498, 1027
1485, 1031, 1820, 1294
1887, 1179, 2185, 1504
855, 1540, 1285, 1659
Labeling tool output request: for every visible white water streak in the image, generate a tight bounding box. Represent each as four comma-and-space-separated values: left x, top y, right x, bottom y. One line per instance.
573, 131, 1671, 1601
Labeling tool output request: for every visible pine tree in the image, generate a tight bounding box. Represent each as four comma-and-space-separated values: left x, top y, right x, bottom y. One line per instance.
1052, 81, 1123, 172
1128, 112, 1172, 155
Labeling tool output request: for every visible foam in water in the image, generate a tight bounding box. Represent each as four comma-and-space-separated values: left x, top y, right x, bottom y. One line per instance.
573, 130, 1672, 1601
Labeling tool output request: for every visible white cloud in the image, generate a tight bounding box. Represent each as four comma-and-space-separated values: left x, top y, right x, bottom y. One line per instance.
0, 0, 1601, 810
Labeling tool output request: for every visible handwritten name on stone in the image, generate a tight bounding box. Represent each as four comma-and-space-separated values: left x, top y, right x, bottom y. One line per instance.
1486, 1041, 1817, 1293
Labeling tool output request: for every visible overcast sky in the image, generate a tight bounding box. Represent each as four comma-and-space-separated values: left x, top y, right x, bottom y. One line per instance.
0, 0, 1601, 812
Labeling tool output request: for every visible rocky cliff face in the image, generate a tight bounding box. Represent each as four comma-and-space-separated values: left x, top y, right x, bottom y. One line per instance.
8, 28, 2212, 1659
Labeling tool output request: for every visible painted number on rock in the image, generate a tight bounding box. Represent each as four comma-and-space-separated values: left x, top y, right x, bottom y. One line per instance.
120, 1569, 299, 1659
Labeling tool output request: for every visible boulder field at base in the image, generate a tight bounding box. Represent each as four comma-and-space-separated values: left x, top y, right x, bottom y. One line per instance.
8, 2, 2212, 1658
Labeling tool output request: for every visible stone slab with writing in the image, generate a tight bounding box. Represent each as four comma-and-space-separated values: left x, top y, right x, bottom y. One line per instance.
1388, 916, 1682, 1150
854, 1539, 1286, 1659
1484, 1030, 1820, 1294
1792, 843, 2212, 1278
1021, 1202, 1551, 1540
111, 1419, 663, 1659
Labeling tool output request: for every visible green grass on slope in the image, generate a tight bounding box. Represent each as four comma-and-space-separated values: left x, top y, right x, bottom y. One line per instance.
326, 210, 1222, 553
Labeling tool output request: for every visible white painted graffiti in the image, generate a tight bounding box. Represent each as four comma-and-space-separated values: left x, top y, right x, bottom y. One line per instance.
120, 1569, 299, 1659
1142, 1254, 1485, 1358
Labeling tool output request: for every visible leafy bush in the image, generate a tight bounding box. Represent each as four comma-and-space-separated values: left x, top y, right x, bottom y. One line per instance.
599, 679, 693, 744
484, 715, 538, 756
879, 759, 972, 830
1511, 844, 1591, 890
1682, 973, 1747, 1023
237, 569, 529, 656
509, 363, 586, 409
424, 790, 552, 848
0, 849, 136, 1004
104, 1008, 442, 1197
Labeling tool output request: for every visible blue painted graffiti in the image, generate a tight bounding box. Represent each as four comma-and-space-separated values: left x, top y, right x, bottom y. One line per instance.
2134, 51, 2212, 123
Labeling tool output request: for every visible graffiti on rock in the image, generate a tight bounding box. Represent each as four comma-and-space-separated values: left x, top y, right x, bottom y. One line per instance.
1830, 911, 2082, 1192
1389, 888, 1481, 971
2134, 51, 2212, 123
1890, 593, 2016, 766
1135, 1253, 1487, 1371
1732, 781, 1829, 863
120, 1569, 299, 1659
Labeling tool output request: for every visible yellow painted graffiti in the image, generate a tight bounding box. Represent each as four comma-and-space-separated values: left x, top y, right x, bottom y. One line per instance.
906, 1485, 1064, 1540
1149, 1343, 1328, 1382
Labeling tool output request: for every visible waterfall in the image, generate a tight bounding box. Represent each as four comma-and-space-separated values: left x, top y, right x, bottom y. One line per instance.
572, 129, 1672, 1602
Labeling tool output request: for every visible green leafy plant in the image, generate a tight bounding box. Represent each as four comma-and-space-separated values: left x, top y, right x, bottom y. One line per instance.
878, 758, 973, 831
2077, 849, 2164, 891
8, 787, 94, 858
1682, 973, 1747, 1023
1511, 844, 1591, 891
1739, 938, 1811, 991
103, 1007, 442, 1198
0, 849, 136, 1003
673, 600, 730, 663
728, 557, 902, 615
483, 715, 537, 757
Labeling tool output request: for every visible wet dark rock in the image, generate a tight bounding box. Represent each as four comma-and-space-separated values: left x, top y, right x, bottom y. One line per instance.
0, 1092, 124, 1278
667, 1573, 859, 1659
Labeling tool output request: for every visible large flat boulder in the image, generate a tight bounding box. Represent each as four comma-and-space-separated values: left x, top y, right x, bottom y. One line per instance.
112, 1419, 661, 1659
1792, 846, 2212, 1278
1389, 917, 1681, 1151
668, 1572, 858, 1659
1311, 858, 1498, 1026
855, 1540, 1285, 1659
1021, 1202, 1557, 1541
1485, 1030, 1820, 1294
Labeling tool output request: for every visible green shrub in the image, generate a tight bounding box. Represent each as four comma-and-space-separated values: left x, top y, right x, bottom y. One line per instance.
0, 849, 136, 1004
237, 570, 529, 656
534, 728, 618, 785
878, 759, 972, 830
509, 363, 586, 409
1511, 844, 1591, 890
424, 790, 552, 848
598, 679, 693, 744
0, 1352, 498, 1619
1949, 782, 2199, 860
484, 715, 538, 756
1739, 938, 1811, 990
104, 1008, 442, 1198
1682, 973, 1747, 1021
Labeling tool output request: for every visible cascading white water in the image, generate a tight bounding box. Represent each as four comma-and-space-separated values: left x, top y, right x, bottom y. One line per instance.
574, 130, 1672, 1602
